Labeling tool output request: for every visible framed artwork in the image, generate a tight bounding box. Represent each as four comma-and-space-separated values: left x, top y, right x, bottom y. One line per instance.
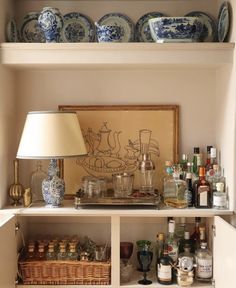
58, 105, 179, 195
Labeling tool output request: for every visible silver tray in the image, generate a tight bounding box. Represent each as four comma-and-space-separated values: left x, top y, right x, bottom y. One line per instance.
75, 195, 159, 208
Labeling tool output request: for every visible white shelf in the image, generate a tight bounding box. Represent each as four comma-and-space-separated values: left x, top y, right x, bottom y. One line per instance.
3, 201, 233, 217
0, 43, 234, 69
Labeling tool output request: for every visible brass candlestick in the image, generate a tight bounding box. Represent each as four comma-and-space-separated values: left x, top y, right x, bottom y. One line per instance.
8, 159, 24, 206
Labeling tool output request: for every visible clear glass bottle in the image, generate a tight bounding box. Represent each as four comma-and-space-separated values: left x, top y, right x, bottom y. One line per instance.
175, 217, 186, 241
208, 164, 226, 192
46, 243, 57, 260
194, 167, 212, 208
213, 182, 227, 209
166, 220, 178, 263
57, 242, 68, 260
157, 244, 174, 285
30, 160, 47, 202
67, 243, 79, 260
138, 153, 155, 194
195, 242, 213, 282
179, 154, 188, 179
179, 231, 194, 254
164, 165, 187, 209
178, 244, 195, 272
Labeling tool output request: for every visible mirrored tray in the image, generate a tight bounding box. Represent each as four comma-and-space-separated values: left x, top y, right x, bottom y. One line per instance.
75, 190, 160, 208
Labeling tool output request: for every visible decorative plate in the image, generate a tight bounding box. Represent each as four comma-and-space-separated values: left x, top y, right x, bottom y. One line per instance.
97, 13, 135, 42
136, 12, 165, 42
185, 11, 217, 42
20, 12, 45, 43
217, 1, 230, 42
6, 19, 18, 42
61, 12, 95, 42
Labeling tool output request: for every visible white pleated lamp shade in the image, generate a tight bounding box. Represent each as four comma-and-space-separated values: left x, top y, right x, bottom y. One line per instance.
17, 111, 87, 159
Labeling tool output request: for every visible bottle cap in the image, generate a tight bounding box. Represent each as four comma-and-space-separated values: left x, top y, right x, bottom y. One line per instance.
186, 172, 192, 179
207, 146, 213, 153
216, 182, 224, 192
184, 231, 190, 239
194, 147, 200, 154
210, 147, 217, 158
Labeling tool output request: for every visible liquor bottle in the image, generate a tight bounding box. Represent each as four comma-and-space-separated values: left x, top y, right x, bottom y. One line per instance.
190, 217, 201, 252
185, 173, 194, 207
138, 153, 155, 194
57, 242, 68, 260
199, 226, 206, 246
194, 167, 212, 208
157, 244, 174, 285
205, 146, 213, 167
187, 162, 198, 183
166, 220, 178, 263
192, 147, 202, 176
208, 164, 226, 192
213, 182, 227, 209
46, 243, 57, 260
178, 244, 195, 272
30, 160, 47, 202
179, 154, 188, 179
67, 242, 79, 260
195, 242, 213, 282
179, 231, 194, 254
163, 161, 173, 197
164, 165, 187, 209
206, 147, 217, 177
156, 233, 164, 259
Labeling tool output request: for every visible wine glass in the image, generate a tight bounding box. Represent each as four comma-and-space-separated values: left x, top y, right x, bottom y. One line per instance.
136, 240, 153, 285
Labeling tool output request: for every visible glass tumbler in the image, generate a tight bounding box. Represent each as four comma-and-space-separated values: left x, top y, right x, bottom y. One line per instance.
112, 173, 134, 197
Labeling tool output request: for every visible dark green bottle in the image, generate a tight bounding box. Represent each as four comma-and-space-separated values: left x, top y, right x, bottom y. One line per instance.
157, 244, 173, 285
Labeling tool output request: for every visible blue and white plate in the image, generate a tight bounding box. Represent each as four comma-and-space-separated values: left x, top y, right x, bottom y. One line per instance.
185, 11, 217, 42
20, 12, 45, 43
218, 1, 230, 42
97, 13, 135, 42
61, 12, 95, 42
6, 19, 19, 42
136, 12, 165, 42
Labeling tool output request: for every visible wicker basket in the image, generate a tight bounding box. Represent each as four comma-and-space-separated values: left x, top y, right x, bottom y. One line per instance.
18, 259, 111, 285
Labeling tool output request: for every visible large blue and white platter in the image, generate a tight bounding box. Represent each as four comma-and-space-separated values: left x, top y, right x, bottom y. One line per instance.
185, 11, 217, 42
61, 12, 95, 42
217, 1, 230, 42
20, 12, 45, 43
97, 13, 135, 42
136, 12, 165, 42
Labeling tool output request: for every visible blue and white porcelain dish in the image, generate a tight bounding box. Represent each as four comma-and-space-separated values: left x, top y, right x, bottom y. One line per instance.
6, 19, 19, 42
97, 13, 135, 42
149, 17, 202, 43
61, 12, 95, 42
185, 11, 217, 42
217, 1, 230, 42
136, 12, 165, 42
96, 24, 122, 42
20, 12, 45, 43
38, 7, 64, 43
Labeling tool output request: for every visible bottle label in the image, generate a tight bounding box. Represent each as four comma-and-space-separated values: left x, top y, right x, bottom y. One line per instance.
213, 194, 226, 208
197, 155, 202, 166
158, 263, 172, 281
167, 245, 178, 262
198, 186, 209, 206
197, 258, 212, 278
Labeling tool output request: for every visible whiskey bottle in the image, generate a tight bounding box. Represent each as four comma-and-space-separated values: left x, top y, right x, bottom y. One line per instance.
157, 244, 174, 285
194, 167, 212, 208
195, 242, 213, 282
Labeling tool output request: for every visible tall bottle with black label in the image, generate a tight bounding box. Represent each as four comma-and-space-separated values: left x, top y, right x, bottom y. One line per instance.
194, 167, 212, 208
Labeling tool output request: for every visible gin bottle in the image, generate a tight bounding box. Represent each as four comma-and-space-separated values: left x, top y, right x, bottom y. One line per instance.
213, 182, 227, 209
195, 242, 213, 282
30, 161, 47, 202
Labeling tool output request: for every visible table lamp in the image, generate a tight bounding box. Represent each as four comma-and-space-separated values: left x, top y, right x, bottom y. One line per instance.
17, 111, 87, 207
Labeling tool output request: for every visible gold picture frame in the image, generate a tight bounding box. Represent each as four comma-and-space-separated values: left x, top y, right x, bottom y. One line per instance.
59, 105, 179, 196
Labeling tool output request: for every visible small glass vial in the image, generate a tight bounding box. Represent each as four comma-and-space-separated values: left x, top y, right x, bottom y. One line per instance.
195, 242, 213, 282
46, 243, 57, 260
213, 182, 227, 209
67, 243, 79, 260
57, 242, 68, 260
